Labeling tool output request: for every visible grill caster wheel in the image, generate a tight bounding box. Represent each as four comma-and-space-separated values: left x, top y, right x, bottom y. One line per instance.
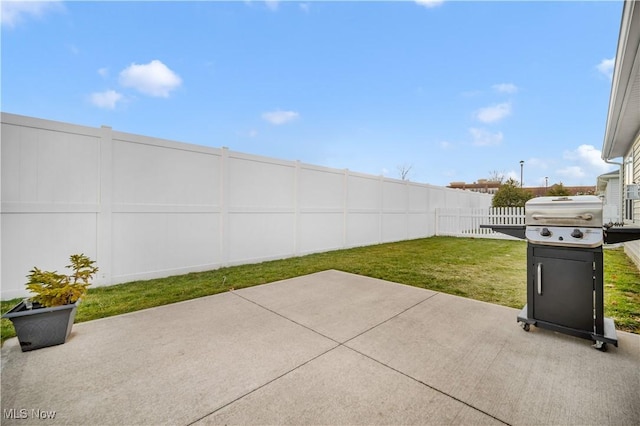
520, 322, 530, 332
593, 341, 607, 352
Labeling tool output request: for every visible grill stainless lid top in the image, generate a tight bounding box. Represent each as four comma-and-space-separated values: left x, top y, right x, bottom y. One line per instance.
525, 195, 603, 227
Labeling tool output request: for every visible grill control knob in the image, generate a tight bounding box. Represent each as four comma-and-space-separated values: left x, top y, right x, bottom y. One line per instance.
540, 227, 551, 237
571, 228, 584, 239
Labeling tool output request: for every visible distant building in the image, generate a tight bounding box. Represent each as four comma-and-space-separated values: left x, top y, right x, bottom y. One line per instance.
525, 185, 596, 197
448, 180, 596, 197
447, 179, 501, 194
597, 170, 621, 223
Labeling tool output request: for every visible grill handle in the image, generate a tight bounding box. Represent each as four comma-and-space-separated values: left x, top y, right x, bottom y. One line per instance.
531, 213, 593, 221
537, 263, 542, 295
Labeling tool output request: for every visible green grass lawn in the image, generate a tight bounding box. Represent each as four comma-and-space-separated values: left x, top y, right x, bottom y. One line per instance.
2, 237, 639, 344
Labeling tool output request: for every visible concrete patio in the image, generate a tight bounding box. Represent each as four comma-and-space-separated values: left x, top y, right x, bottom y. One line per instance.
2, 270, 639, 425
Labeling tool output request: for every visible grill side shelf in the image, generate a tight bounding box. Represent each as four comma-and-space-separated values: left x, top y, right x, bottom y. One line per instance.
479, 225, 526, 240
604, 226, 640, 244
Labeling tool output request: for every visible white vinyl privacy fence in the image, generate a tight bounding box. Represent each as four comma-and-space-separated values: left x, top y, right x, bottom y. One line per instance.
435, 207, 525, 239
1, 113, 492, 299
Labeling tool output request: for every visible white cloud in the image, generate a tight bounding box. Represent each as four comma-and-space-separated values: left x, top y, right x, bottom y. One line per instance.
299, 3, 310, 13
90, 90, 124, 110
510, 150, 614, 187
469, 128, 503, 146
440, 141, 452, 149
262, 110, 299, 125
596, 58, 614, 80
492, 83, 518, 94
1, 1, 63, 28
557, 166, 586, 179
415, 0, 444, 8
546, 144, 618, 185
265, 0, 279, 11
564, 144, 612, 174
119, 60, 182, 97
474, 102, 512, 123
505, 170, 520, 182
98, 68, 109, 78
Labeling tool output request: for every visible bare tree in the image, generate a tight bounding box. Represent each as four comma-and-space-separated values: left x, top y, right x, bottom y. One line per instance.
488, 170, 506, 183
397, 163, 413, 181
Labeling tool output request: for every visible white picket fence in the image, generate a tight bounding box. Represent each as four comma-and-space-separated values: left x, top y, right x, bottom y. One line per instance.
435, 207, 525, 240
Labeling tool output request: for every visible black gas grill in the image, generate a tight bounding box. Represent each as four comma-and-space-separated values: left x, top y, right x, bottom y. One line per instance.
483, 195, 640, 351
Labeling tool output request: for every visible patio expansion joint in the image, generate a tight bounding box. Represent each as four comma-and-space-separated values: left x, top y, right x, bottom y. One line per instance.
229, 290, 343, 344
341, 291, 440, 346
188, 290, 510, 425
185, 342, 341, 426
343, 343, 512, 426
229, 287, 440, 347
184, 291, 344, 425
186, 290, 442, 424
340, 291, 512, 426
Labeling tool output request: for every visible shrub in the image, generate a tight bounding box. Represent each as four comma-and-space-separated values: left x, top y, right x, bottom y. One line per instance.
26, 254, 98, 307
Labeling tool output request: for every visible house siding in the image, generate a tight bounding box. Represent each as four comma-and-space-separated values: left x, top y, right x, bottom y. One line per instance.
625, 136, 640, 268
634, 137, 640, 218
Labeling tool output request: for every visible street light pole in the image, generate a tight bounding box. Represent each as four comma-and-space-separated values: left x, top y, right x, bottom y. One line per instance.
520, 160, 524, 188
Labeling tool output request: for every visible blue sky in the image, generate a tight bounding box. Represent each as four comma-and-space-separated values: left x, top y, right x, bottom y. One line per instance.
1, 0, 624, 187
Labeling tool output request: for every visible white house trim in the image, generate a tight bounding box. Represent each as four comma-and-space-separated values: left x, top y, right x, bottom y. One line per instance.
601, 0, 640, 269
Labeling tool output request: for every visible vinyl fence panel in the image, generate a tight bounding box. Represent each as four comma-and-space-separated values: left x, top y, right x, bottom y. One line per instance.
1, 113, 493, 299
110, 131, 223, 283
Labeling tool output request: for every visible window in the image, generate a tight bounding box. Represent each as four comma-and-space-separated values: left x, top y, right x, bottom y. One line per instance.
625, 198, 634, 221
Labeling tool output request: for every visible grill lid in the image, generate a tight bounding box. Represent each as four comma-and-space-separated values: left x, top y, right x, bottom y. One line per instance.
525, 195, 603, 227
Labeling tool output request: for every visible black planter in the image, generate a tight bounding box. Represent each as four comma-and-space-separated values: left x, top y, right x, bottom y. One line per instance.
2, 300, 78, 351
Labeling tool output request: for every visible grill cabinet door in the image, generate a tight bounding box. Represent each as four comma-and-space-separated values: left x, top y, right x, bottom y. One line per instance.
529, 246, 595, 332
